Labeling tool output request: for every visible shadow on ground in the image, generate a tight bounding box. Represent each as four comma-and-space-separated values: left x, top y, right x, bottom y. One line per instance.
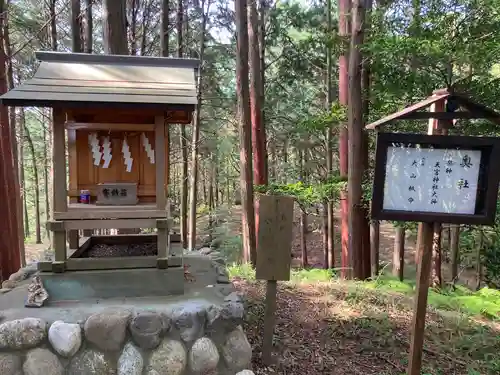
235, 279, 500, 375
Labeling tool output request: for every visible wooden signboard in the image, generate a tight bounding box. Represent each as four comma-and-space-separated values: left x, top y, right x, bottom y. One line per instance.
255, 194, 294, 281
255, 194, 294, 365
371, 131, 500, 375
372, 132, 500, 225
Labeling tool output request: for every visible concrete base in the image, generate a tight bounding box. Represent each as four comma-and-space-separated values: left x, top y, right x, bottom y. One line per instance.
39, 267, 184, 303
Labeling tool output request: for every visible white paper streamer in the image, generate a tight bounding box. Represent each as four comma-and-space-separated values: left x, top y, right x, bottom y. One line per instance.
141, 132, 155, 164
88, 132, 102, 166
101, 136, 112, 168
121, 137, 133, 172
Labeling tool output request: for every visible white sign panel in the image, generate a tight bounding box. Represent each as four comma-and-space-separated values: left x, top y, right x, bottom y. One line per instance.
383, 145, 481, 214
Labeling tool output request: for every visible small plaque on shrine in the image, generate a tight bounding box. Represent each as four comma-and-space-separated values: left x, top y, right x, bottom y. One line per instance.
371, 132, 500, 225
96, 182, 138, 206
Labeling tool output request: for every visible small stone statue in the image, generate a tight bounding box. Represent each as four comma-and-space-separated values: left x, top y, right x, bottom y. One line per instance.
25, 276, 49, 308
184, 264, 195, 283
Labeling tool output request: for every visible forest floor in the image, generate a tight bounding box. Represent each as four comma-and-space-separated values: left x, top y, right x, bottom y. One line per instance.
203, 205, 500, 375
233, 270, 500, 375
23, 205, 500, 374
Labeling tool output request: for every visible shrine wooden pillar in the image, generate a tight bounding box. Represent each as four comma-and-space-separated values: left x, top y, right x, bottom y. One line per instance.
155, 115, 169, 265
66, 115, 79, 248
51, 109, 67, 272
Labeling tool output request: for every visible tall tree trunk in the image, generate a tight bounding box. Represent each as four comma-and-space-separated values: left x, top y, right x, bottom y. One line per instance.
299, 149, 308, 268
258, 0, 268, 182
50, 0, 57, 50
161, 0, 169, 56
71, 0, 83, 52
347, 0, 365, 279
128, 0, 139, 55
235, 0, 257, 265
177, 0, 188, 249
188, 0, 209, 251
393, 226, 405, 281
370, 220, 379, 277
0, 0, 21, 278
361, 0, 373, 279
248, 0, 264, 185
43, 119, 50, 239
475, 230, 483, 291
84, 0, 93, 53
450, 224, 460, 282
25, 124, 42, 244
5, 3, 25, 263
103, 0, 128, 54
338, 0, 350, 278
248, 0, 265, 252
326, 0, 335, 270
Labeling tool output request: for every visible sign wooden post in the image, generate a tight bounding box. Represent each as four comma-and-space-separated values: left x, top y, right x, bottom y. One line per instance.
255, 194, 294, 365
371, 132, 500, 375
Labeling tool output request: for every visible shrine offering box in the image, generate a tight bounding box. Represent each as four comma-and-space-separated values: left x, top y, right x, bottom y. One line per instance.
96, 182, 138, 205
371, 132, 500, 225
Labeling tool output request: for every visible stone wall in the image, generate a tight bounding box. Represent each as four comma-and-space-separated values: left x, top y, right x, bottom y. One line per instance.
0, 293, 254, 375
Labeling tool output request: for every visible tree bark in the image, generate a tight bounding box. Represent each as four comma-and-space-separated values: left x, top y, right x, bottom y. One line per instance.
248, 0, 265, 185
475, 230, 483, 291
188, 0, 209, 251
258, 0, 268, 182
42, 120, 50, 239
4, 3, 25, 262
299, 149, 308, 268
370, 220, 379, 277
450, 224, 460, 282
347, 0, 365, 279
0, 0, 21, 279
393, 226, 405, 281
338, 0, 350, 278
326, 0, 334, 270
71, 0, 83, 52
103, 0, 128, 54
235, 0, 257, 265
161, 0, 169, 56
361, 0, 373, 279
84, 0, 93, 53
49, 0, 57, 50
248, 0, 265, 252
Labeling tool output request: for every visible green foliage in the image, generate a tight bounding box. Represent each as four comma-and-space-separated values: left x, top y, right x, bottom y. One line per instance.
227, 263, 334, 282
365, 276, 500, 320
459, 200, 500, 289
254, 178, 347, 206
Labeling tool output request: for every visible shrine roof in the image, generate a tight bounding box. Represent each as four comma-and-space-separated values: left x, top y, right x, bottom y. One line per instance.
366, 89, 500, 129
0, 52, 200, 110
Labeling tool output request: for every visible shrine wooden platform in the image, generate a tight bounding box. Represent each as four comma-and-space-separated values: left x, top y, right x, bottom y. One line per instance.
54, 203, 168, 220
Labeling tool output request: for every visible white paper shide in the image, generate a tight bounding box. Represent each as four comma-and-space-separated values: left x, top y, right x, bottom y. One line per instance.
383, 145, 481, 214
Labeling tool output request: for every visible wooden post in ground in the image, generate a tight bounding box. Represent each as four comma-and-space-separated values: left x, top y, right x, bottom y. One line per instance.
255, 194, 294, 365
408, 221, 434, 375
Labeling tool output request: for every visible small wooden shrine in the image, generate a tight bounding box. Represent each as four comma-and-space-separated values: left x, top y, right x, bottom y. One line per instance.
0, 51, 199, 274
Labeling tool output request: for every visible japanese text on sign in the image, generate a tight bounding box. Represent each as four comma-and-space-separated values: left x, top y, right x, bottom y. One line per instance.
383, 145, 481, 214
